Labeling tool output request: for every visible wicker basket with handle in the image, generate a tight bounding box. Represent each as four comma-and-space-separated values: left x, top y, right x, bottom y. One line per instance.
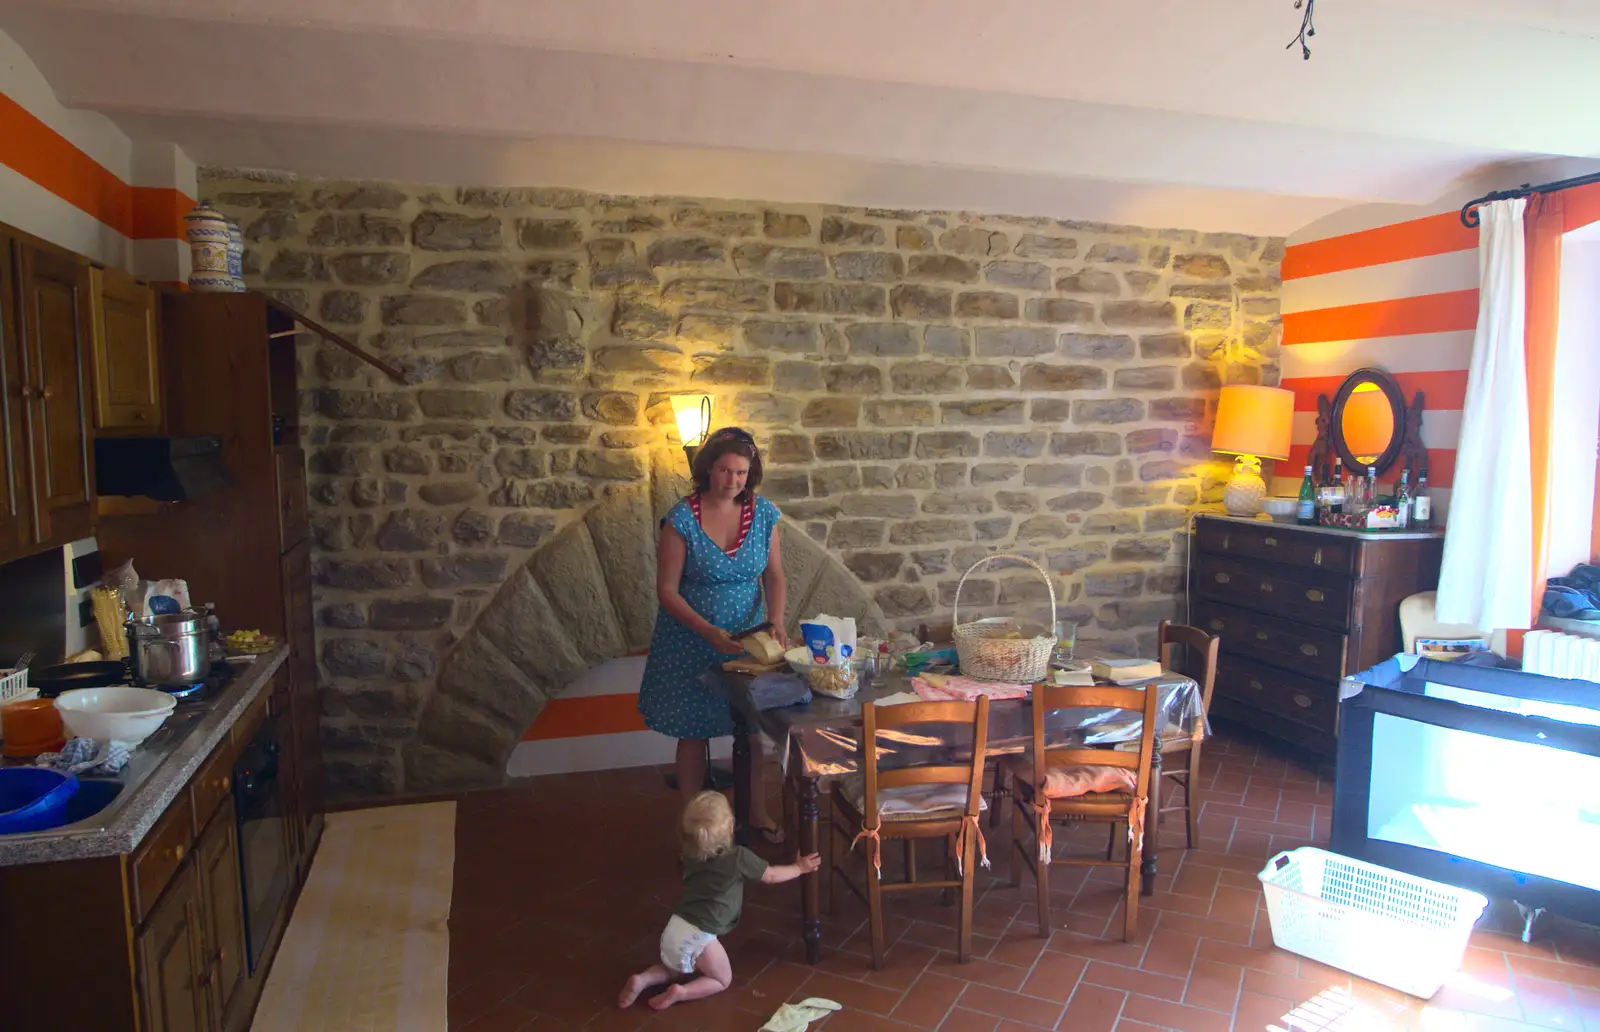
952, 553, 1057, 683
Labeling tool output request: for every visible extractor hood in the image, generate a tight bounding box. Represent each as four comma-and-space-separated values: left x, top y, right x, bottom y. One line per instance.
95, 436, 230, 502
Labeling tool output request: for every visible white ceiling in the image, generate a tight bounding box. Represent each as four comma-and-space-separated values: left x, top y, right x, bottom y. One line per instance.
5, 0, 1600, 235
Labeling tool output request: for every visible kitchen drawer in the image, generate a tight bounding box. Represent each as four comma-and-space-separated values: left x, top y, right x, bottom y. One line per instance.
1194, 553, 1353, 631
233, 682, 271, 748
276, 447, 308, 551
131, 794, 196, 923
1196, 518, 1356, 574
1194, 600, 1348, 681
1215, 652, 1340, 734
190, 740, 235, 829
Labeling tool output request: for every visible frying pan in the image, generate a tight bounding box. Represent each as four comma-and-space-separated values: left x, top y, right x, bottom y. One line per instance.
29, 661, 128, 699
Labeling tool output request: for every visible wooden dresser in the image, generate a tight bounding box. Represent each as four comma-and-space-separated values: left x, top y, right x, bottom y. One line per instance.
1188, 514, 1444, 756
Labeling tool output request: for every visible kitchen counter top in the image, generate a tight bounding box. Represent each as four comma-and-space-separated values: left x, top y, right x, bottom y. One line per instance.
0, 647, 288, 867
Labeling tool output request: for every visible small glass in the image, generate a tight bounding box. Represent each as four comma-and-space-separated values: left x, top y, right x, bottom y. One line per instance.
1051, 620, 1078, 668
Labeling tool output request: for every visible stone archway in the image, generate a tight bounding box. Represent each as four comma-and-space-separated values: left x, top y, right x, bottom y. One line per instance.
404, 459, 883, 792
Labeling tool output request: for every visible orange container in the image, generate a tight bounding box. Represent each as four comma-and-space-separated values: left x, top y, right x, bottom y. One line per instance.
2, 698, 65, 757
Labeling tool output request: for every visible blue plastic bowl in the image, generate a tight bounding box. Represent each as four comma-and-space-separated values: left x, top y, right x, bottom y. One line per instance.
0, 768, 80, 834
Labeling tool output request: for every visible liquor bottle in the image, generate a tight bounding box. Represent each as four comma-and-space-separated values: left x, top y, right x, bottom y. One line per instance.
1297, 465, 1316, 525
1331, 457, 1346, 514
1366, 468, 1379, 519
1395, 470, 1412, 528
1413, 472, 1432, 528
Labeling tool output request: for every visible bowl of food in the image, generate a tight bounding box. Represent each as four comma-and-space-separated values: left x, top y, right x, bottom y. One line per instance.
785, 646, 815, 677
53, 686, 176, 746
1260, 497, 1300, 523
222, 629, 278, 656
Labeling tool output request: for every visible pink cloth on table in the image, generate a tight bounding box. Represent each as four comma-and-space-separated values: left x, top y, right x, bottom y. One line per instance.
910, 676, 1031, 703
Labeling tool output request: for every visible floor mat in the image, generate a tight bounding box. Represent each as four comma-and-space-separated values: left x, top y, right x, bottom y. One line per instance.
252, 802, 455, 1031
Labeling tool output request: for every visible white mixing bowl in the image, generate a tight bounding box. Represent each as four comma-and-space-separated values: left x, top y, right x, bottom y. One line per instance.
54, 686, 176, 745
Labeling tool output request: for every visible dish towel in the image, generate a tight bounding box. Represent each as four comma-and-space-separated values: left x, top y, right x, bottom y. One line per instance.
761, 998, 841, 1032
33, 738, 132, 776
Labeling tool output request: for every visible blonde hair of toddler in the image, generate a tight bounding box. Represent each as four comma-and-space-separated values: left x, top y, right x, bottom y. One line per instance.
681, 790, 735, 861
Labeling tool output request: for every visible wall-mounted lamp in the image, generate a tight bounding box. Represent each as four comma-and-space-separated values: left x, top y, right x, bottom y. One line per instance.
1212, 385, 1294, 516
670, 394, 713, 468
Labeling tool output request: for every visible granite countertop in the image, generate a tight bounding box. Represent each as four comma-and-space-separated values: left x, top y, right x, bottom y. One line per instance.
1196, 512, 1444, 541
0, 647, 288, 868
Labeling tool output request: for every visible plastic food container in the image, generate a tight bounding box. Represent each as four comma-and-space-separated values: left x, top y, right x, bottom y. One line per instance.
54, 686, 176, 746
0, 768, 80, 834
2, 697, 65, 757
1259, 847, 1487, 998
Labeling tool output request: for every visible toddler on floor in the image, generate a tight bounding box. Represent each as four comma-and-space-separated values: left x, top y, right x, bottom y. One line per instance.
618, 790, 819, 1011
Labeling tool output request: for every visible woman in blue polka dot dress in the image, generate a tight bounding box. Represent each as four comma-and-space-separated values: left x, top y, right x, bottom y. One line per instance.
639, 427, 788, 841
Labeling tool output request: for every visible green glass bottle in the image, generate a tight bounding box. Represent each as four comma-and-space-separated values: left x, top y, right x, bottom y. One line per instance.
1297, 464, 1316, 525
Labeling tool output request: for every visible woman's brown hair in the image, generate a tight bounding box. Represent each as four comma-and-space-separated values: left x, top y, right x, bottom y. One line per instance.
691, 426, 764, 502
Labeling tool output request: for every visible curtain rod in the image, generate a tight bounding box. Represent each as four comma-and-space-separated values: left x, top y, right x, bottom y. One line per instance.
1460, 170, 1600, 228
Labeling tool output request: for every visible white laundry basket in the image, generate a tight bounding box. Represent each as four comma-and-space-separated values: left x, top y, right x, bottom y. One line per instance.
1258, 847, 1488, 999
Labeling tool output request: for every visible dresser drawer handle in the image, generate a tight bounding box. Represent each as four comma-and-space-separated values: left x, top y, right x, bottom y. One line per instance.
1208, 619, 1224, 631
1263, 536, 1278, 547
1293, 693, 1312, 709
1214, 572, 1230, 584
1260, 582, 1274, 594
1249, 679, 1264, 692
1299, 643, 1319, 657
1255, 630, 1269, 641
1305, 589, 1324, 603
1313, 548, 1324, 566
168, 844, 185, 863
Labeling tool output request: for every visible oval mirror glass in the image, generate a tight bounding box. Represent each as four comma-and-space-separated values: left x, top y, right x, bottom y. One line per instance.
1331, 368, 1406, 475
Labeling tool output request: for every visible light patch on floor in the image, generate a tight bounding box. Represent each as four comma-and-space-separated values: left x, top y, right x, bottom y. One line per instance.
251, 803, 455, 1032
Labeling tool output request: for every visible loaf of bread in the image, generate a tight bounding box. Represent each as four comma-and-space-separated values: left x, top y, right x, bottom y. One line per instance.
740, 629, 785, 665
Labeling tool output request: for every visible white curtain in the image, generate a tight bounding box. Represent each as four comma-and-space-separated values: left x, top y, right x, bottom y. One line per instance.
1436, 199, 1533, 632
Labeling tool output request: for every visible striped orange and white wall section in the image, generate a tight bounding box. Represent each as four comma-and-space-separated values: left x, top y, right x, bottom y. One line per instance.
0, 28, 193, 281
505, 654, 734, 777
1274, 207, 1479, 517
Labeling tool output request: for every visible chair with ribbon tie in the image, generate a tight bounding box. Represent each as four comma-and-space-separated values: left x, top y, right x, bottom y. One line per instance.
829, 696, 991, 968
999, 683, 1160, 942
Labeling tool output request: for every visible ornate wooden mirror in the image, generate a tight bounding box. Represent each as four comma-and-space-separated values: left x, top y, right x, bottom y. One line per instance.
1308, 367, 1428, 479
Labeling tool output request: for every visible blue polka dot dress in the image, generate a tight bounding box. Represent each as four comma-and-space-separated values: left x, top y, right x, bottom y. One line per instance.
638, 495, 781, 740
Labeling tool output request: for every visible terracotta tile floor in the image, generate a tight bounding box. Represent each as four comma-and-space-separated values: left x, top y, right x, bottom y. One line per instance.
445, 728, 1600, 1032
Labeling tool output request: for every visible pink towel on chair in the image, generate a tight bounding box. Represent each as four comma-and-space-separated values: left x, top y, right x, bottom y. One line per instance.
911, 676, 1031, 703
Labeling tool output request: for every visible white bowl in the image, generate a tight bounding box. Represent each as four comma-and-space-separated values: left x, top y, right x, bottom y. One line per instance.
1259, 496, 1300, 522
786, 646, 816, 676
54, 686, 176, 745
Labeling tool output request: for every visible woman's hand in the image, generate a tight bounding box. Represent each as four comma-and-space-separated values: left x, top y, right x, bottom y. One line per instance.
771, 625, 789, 649
706, 627, 745, 655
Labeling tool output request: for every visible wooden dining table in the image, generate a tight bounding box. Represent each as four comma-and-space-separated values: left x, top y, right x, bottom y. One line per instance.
716, 665, 1204, 963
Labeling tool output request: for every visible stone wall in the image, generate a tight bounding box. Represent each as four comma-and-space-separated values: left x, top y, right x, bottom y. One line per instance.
201, 170, 1283, 797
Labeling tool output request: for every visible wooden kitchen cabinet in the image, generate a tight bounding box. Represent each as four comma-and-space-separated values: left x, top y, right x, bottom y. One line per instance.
15, 238, 95, 547
89, 265, 163, 431
138, 863, 212, 1032
196, 797, 247, 1023
0, 239, 32, 556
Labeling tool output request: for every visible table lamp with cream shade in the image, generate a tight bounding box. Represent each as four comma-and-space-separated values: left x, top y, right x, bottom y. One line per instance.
1211, 385, 1295, 516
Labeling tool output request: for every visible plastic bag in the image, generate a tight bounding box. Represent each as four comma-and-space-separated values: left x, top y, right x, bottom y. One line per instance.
130, 578, 191, 619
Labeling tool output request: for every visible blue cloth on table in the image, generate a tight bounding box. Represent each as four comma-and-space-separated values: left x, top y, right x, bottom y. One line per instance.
748, 672, 811, 711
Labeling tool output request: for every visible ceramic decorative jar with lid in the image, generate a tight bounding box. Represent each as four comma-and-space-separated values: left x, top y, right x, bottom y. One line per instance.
183, 202, 234, 292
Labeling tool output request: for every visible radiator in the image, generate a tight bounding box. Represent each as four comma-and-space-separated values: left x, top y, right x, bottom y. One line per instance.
1523, 628, 1600, 682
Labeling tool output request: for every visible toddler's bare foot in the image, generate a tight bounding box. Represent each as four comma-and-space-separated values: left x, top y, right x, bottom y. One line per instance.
618, 975, 651, 1009
649, 985, 688, 1011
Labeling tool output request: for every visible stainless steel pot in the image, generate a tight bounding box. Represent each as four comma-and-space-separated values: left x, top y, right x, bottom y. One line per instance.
127, 612, 209, 687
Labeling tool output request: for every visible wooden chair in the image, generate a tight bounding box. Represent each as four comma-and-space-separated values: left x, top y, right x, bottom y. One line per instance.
1002, 683, 1159, 941
830, 697, 991, 968
1155, 620, 1219, 849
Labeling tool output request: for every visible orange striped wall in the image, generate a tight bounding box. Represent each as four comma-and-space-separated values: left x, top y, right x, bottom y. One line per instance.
0, 44, 191, 277
1278, 210, 1478, 507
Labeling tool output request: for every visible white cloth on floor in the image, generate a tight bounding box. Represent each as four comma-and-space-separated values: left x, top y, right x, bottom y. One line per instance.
761, 997, 841, 1032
